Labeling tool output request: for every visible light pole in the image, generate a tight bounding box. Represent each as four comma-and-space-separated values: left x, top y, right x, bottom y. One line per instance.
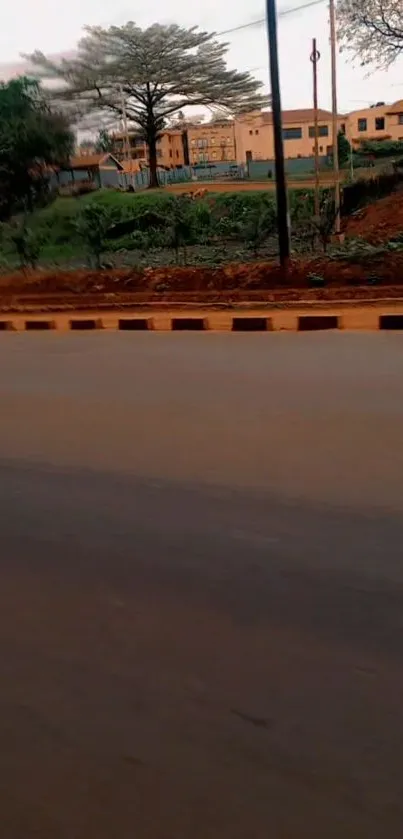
266, 0, 290, 268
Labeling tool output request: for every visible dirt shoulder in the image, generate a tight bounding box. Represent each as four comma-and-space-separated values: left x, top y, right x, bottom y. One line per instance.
1, 253, 403, 312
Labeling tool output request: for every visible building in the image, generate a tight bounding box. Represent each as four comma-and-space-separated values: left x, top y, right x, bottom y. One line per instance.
111, 129, 187, 168
234, 108, 346, 164
345, 101, 403, 148
187, 120, 236, 165
57, 153, 124, 188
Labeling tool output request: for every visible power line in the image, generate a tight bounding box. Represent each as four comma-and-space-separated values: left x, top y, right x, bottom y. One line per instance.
216, 0, 326, 37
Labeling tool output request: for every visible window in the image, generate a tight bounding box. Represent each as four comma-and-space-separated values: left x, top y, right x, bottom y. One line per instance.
358, 118, 367, 132
176, 150, 179, 158
283, 127, 302, 139
169, 149, 172, 158
211, 151, 216, 159
249, 129, 253, 135
255, 129, 259, 135
399, 114, 403, 124
211, 138, 216, 145
308, 125, 329, 138
191, 138, 196, 145
197, 139, 203, 148
375, 117, 385, 131
319, 145, 323, 153
227, 137, 231, 143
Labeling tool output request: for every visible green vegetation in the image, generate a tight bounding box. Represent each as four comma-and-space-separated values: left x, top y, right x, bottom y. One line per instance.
359, 139, 403, 158
0, 77, 73, 220
338, 132, 351, 167
0, 165, 400, 271
0, 188, 327, 269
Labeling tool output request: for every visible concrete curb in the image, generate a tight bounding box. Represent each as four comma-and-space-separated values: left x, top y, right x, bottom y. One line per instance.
1, 307, 403, 333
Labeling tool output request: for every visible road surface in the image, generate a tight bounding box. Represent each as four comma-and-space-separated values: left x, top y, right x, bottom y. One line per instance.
1, 332, 403, 839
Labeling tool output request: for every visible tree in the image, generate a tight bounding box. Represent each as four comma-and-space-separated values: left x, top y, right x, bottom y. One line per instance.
337, 0, 403, 68
338, 131, 351, 166
0, 77, 73, 219
28, 22, 265, 188
95, 128, 114, 153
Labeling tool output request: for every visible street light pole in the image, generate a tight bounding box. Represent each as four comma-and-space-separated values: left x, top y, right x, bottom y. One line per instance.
266, 0, 290, 268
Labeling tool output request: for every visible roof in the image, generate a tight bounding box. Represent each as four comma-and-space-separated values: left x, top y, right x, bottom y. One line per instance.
68, 153, 123, 170
386, 100, 403, 115
262, 108, 344, 124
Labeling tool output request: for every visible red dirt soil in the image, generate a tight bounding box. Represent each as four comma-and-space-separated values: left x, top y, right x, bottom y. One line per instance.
1, 252, 403, 310
344, 190, 403, 243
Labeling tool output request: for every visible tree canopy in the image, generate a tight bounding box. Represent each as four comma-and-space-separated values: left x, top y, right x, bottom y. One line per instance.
0, 76, 73, 219
28, 22, 265, 186
337, 0, 403, 68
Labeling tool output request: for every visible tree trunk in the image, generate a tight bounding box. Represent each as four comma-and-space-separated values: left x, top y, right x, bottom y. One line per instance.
148, 133, 159, 189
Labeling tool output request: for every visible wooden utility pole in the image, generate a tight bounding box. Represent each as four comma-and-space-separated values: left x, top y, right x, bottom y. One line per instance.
329, 0, 340, 233
266, 0, 290, 268
310, 39, 320, 217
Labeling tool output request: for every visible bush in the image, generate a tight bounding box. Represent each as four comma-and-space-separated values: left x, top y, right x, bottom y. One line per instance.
75, 202, 115, 268
342, 171, 403, 215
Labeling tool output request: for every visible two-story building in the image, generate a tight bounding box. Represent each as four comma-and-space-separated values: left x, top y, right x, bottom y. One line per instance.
346, 100, 403, 148
111, 129, 187, 169
187, 120, 236, 165
234, 108, 346, 163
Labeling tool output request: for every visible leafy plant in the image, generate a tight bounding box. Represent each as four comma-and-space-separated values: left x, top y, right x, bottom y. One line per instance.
241, 201, 276, 256
75, 203, 114, 268
167, 196, 194, 263
10, 222, 45, 269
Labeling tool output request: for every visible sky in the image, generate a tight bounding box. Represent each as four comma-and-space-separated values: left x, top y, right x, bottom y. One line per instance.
1, 0, 403, 113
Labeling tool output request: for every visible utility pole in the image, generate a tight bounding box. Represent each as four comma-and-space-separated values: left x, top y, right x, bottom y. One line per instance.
120, 85, 135, 189
329, 0, 340, 233
310, 39, 320, 218
266, 0, 290, 268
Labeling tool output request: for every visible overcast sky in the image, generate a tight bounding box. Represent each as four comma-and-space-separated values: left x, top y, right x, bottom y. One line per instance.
1, 0, 403, 112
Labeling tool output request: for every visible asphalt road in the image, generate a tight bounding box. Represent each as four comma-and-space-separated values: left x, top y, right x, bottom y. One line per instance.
1, 332, 403, 839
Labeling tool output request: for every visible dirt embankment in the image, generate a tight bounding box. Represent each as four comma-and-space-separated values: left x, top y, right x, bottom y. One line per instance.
344, 191, 403, 243
1, 252, 403, 311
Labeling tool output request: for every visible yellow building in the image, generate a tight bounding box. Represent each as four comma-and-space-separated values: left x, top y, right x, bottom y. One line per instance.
234, 108, 346, 163
346, 101, 403, 148
111, 129, 186, 168
187, 120, 236, 165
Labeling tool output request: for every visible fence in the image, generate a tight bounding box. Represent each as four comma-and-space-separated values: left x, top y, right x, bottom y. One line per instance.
247, 157, 329, 180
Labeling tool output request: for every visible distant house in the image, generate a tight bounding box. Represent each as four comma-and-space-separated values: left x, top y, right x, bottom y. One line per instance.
57, 153, 124, 189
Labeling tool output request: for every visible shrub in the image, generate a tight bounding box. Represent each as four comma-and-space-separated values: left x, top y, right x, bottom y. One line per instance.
75, 202, 115, 268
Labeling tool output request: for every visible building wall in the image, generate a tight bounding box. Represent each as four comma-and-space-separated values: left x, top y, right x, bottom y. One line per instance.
156, 131, 186, 167
187, 121, 236, 165
235, 111, 344, 163
345, 103, 403, 147
111, 129, 185, 168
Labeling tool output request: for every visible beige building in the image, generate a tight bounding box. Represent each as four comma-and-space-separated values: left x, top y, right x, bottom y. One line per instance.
235, 108, 346, 162
345, 100, 403, 148
187, 120, 236, 165
111, 129, 186, 168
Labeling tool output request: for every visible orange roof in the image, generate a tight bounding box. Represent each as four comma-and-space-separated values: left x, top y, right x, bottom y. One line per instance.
262, 108, 344, 124
386, 100, 403, 115
68, 153, 123, 170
